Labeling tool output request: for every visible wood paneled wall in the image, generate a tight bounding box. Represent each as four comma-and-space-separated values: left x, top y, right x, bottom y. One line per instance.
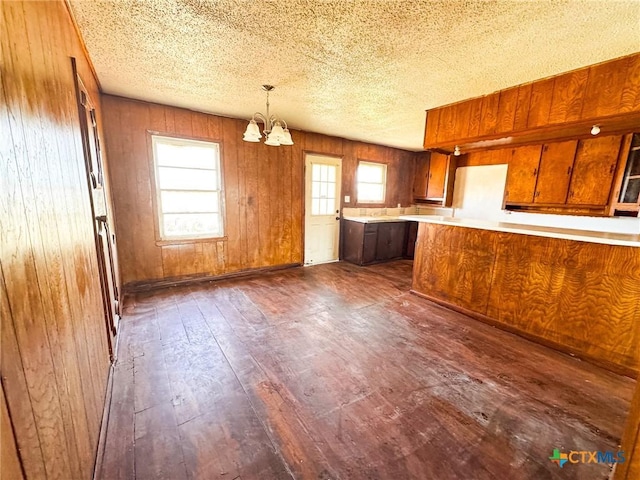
617, 380, 640, 479
412, 223, 640, 375
1, 1, 111, 478
101, 96, 415, 288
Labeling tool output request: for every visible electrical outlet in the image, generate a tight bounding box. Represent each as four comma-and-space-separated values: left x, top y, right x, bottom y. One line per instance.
344, 195, 350, 203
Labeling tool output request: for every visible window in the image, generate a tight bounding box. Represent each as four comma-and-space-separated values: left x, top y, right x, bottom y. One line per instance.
357, 161, 387, 203
151, 135, 223, 240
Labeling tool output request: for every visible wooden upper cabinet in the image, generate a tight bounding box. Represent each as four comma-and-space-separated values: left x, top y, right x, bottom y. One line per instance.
567, 135, 622, 206
535, 140, 578, 204
527, 77, 555, 128
466, 97, 484, 139
437, 105, 457, 143
621, 55, 640, 113
424, 109, 440, 146
513, 84, 532, 130
426, 153, 449, 199
548, 69, 589, 124
495, 87, 519, 134
478, 93, 500, 136
423, 53, 639, 151
582, 56, 628, 119
413, 155, 430, 199
505, 145, 542, 204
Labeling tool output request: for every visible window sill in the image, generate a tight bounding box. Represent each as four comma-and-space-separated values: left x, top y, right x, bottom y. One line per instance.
155, 236, 227, 247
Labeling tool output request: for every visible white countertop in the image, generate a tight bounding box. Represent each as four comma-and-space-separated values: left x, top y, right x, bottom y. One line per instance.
398, 215, 640, 248
342, 215, 412, 224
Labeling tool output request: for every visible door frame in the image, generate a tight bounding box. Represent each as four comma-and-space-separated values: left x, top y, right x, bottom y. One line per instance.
303, 152, 343, 266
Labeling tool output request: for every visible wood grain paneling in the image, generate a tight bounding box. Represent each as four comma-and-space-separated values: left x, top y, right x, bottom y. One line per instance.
412, 223, 640, 373
478, 92, 500, 136
1, 1, 112, 479
413, 224, 498, 314
1, 382, 25, 480
436, 105, 457, 143
582, 56, 629, 119
513, 84, 533, 130
621, 54, 640, 113
424, 53, 640, 152
527, 77, 555, 128
495, 87, 519, 134
466, 97, 484, 138
102, 96, 415, 287
548, 69, 589, 124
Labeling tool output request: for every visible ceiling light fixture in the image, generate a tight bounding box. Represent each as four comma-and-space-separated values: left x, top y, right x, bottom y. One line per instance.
453, 145, 461, 156
591, 125, 601, 136
242, 85, 293, 146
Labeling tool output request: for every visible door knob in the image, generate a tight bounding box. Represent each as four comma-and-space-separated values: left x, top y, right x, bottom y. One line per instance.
336, 217, 340, 220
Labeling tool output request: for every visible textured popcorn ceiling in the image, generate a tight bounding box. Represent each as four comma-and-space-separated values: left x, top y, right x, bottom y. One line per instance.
69, 0, 640, 150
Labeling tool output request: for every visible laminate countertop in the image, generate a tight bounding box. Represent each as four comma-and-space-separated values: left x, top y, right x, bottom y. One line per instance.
399, 215, 640, 248
342, 216, 413, 224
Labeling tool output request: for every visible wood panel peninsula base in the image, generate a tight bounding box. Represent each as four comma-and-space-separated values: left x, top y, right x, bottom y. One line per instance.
408, 220, 640, 376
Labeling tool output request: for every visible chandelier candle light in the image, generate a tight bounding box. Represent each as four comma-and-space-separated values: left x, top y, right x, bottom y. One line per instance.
242, 85, 294, 146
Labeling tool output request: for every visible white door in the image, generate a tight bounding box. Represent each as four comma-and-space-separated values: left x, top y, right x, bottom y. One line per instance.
304, 154, 342, 265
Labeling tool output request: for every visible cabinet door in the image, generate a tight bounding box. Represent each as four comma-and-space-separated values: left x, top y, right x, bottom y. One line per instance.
567, 135, 622, 206
426, 153, 449, 199
413, 156, 430, 199
535, 140, 578, 204
375, 223, 405, 260
405, 221, 418, 258
341, 220, 366, 264
505, 145, 542, 203
362, 227, 378, 264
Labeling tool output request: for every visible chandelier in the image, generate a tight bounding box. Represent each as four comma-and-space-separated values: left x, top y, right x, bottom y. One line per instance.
242, 85, 294, 146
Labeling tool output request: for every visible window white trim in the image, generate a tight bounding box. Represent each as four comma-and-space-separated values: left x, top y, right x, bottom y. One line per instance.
356, 161, 387, 204
151, 135, 224, 240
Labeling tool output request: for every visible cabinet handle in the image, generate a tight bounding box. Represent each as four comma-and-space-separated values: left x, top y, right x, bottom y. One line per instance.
535, 191, 540, 198
609, 164, 615, 174
567, 166, 572, 175
532, 168, 537, 176
569, 191, 573, 197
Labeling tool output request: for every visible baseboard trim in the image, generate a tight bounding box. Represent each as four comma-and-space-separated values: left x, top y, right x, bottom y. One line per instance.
123, 263, 302, 294
409, 289, 637, 379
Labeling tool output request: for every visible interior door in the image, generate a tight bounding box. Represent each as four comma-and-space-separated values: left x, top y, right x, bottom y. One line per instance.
304, 154, 342, 265
72, 59, 120, 359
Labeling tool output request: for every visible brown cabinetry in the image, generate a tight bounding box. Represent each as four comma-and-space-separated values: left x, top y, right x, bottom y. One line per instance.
412, 156, 430, 200
423, 53, 640, 152
342, 220, 416, 265
504, 145, 542, 204
413, 152, 456, 205
534, 140, 578, 204
504, 135, 624, 214
567, 135, 621, 205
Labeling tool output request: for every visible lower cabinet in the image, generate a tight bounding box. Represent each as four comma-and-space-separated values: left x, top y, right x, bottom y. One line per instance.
342, 220, 417, 265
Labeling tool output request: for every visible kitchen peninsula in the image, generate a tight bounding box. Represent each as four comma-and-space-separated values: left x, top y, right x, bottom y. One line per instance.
401, 214, 640, 376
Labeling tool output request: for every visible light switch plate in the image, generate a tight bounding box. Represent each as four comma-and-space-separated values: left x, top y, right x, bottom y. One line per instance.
344, 195, 350, 203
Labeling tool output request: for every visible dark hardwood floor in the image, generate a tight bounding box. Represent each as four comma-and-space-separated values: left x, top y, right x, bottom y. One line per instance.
98, 260, 635, 480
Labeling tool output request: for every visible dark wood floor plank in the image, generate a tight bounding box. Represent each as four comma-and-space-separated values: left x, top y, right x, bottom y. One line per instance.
134, 401, 188, 480
101, 260, 635, 480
